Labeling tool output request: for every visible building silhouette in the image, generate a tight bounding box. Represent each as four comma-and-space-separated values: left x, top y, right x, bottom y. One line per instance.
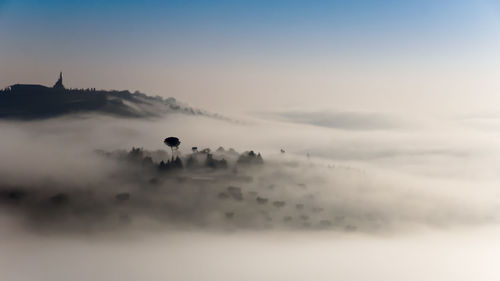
53, 72, 64, 89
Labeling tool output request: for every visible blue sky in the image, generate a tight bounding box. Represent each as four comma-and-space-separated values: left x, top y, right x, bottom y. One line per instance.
1, 0, 500, 112
2, 0, 493, 55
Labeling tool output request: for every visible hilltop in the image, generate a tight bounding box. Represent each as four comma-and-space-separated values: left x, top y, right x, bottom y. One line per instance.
0, 73, 225, 120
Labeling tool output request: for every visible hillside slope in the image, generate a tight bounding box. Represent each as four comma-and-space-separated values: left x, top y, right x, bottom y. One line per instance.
0, 83, 222, 120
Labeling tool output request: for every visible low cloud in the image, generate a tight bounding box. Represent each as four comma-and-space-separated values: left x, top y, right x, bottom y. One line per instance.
272, 110, 406, 130
0, 114, 496, 235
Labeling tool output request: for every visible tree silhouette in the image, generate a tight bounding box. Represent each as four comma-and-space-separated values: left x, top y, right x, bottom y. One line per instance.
164, 137, 181, 161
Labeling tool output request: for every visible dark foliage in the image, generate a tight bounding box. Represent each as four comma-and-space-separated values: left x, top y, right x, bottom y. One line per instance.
256, 197, 268, 204
205, 154, 228, 169
115, 193, 130, 202
164, 137, 181, 161
237, 151, 264, 165
227, 186, 243, 201
0, 76, 215, 120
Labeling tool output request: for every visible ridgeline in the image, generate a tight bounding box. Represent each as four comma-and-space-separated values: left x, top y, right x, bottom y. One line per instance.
0, 72, 223, 120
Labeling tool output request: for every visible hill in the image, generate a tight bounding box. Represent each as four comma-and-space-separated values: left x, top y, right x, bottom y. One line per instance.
0, 73, 224, 120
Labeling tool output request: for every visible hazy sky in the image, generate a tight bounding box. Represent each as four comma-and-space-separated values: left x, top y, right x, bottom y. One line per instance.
2, 0, 500, 113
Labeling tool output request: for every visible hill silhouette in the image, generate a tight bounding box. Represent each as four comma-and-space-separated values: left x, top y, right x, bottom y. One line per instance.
0, 73, 225, 120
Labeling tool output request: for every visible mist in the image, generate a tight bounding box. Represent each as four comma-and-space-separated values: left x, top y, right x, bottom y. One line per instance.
1, 110, 500, 280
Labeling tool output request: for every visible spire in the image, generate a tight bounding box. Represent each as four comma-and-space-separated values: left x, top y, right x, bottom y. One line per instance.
53, 71, 65, 89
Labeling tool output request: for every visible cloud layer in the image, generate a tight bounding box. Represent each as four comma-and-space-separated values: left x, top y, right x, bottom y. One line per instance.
0, 113, 498, 234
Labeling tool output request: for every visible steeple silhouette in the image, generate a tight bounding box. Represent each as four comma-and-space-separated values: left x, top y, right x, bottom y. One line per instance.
53, 72, 65, 89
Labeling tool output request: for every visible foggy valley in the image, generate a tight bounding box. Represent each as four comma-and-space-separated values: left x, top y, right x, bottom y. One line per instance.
1, 109, 500, 280
4, 0, 500, 280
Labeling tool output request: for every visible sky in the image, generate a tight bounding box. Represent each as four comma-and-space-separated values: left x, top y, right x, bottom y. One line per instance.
2, 0, 500, 114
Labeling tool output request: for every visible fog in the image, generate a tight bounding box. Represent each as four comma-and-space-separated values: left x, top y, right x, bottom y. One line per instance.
2, 226, 500, 281
1, 111, 500, 280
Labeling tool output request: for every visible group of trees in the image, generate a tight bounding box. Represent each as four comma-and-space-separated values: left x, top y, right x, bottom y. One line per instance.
237, 150, 264, 165
123, 136, 264, 173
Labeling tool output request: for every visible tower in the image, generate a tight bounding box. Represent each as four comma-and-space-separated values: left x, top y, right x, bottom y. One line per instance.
53, 72, 65, 89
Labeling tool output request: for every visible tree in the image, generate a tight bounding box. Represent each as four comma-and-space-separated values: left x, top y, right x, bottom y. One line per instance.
164, 137, 181, 161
